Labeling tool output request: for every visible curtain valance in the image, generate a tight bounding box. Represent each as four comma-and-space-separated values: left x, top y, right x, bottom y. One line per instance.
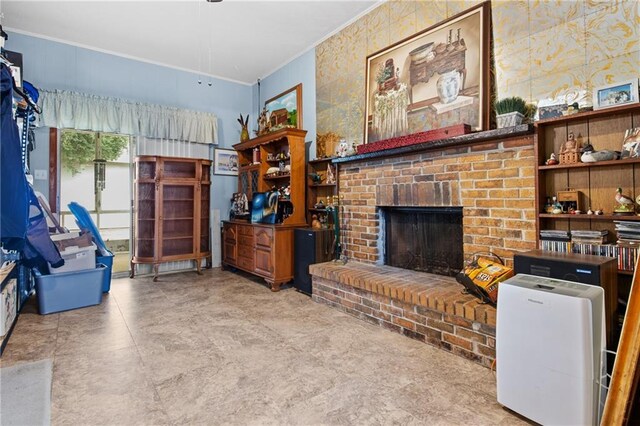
38, 89, 218, 144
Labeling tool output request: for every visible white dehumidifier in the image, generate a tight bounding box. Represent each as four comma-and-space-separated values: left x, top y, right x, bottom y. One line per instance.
496, 274, 607, 425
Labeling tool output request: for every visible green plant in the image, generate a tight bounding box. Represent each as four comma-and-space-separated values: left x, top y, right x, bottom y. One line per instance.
495, 96, 527, 115
61, 131, 128, 175
524, 103, 537, 122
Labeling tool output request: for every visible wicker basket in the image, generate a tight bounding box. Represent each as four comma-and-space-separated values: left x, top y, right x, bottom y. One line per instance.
496, 111, 525, 129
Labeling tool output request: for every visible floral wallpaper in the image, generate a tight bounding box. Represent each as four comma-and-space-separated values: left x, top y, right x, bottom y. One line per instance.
316, 0, 640, 145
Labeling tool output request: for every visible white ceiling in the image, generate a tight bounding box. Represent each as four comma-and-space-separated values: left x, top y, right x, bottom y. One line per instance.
2, 0, 380, 85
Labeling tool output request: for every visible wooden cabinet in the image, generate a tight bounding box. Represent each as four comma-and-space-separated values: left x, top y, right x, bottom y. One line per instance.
222, 128, 306, 290
222, 221, 294, 291
233, 128, 307, 226
131, 156, 211, 281
306, 157, 338, 227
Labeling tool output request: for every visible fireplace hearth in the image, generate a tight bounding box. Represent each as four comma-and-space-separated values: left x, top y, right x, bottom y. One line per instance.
380, 206, 463, 276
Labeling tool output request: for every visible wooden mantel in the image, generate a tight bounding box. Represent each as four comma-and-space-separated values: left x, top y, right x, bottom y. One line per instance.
332, 124, 534, 164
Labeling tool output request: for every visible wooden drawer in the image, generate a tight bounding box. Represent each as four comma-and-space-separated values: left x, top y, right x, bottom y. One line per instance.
254, 227, 274, 249
238, 235, 254, 247
238, 244, 254, 259
238, 225, 254, 236
237, 256, 254, 271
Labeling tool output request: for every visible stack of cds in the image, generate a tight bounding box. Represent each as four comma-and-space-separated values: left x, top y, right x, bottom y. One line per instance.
539, 230, 571, 252
615, 221, 640, 244
571, 229, 609, 244
614, 221, 640, 271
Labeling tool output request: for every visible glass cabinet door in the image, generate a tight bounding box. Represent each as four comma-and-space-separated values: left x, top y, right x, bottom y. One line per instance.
160, 183, 196, 258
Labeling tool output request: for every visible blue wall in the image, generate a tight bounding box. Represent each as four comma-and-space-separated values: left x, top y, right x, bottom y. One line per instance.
252, 48, 316, 158
6, 32, 253, 266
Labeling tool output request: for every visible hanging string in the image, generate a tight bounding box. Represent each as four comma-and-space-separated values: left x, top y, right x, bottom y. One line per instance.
197, 1, 202, 84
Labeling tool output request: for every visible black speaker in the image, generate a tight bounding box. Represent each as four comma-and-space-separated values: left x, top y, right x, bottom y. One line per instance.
514, 249, 618, 348
294, 228, 334, 295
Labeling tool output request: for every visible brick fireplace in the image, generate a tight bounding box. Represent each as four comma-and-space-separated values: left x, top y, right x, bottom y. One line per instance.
337, 132, 537, 267
310, 128, 538, 368
381, 206, 463, 276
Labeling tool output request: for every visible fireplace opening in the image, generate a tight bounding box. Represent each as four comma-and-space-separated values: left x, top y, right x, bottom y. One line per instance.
380, 206, 463, 276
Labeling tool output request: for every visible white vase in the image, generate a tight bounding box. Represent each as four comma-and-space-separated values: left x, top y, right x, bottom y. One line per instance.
436, 70, 461, 104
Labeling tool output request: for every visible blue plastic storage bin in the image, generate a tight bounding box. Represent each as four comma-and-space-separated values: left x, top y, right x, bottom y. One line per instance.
96, 251, 114, 293
34, 264, 106, 314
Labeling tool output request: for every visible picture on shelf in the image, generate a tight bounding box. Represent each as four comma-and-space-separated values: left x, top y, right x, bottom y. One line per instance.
214, 148, 239, 175
593, 79, 639, 110
250, 191, 279, 224
621, 127, 640, 159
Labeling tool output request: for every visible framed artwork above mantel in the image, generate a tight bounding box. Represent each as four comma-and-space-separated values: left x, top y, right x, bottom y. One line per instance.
363, 1, 490, 144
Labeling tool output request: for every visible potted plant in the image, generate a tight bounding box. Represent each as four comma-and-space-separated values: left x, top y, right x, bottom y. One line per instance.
495, 96, 527, 128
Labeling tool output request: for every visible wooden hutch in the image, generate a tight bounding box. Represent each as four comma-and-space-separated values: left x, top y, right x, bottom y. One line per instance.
222, 128, 307, 291
131, 156, 211, 281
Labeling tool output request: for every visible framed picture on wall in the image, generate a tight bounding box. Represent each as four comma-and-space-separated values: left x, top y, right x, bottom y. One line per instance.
364, 2, 490, 144
213, 148, 239, 176
593, 79, 639, 110
263, 83, 303, 132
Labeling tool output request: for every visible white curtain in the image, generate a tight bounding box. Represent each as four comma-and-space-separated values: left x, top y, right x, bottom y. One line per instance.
135, 136, 212, 160
38, 89, 219, 144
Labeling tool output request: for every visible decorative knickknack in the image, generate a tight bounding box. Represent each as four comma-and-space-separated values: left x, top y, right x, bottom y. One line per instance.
237, 114, 250, 142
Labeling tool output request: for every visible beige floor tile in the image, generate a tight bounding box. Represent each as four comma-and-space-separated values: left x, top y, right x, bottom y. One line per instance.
1, 268, 527, 425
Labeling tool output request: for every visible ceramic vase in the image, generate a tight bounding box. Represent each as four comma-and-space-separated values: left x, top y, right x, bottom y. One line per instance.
240, 127, 250, 142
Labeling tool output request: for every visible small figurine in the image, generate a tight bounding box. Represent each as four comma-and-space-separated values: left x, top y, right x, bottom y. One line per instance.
311, 214, 322, 229
587, 207, 594, 215
282, 185, 291, 199
580, 141, 618, 162
614, 187, 636, 215
545, 153, 559, 165
595, 209, 604, 215
326, 164, 336, 184
559, 132, 581, 164
257, 107, 269, 135
314, 200, 325, 209
551, 196, 563, 214
309, 173, 323, 184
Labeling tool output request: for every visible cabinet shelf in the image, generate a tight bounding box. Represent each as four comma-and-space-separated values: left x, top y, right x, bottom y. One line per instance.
535, 103, 640, 126
266, 158, 290, 165
309, 183, 336, 188
162, 236, 193, 241
308, 157, 335, 165
538, 158, 640, 170
264, 173, 291, 180
539, 213, 640, 221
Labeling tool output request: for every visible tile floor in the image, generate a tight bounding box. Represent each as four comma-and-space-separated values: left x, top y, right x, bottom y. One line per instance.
1, 268, 529, 425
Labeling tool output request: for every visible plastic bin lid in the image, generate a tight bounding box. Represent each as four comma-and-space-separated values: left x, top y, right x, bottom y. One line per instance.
67, 202, 110, 255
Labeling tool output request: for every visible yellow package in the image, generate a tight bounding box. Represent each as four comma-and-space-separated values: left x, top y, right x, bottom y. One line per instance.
463, 257, 513, 303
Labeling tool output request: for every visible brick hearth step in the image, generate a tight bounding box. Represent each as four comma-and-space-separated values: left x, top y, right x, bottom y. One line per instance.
309, 261, 496, 368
